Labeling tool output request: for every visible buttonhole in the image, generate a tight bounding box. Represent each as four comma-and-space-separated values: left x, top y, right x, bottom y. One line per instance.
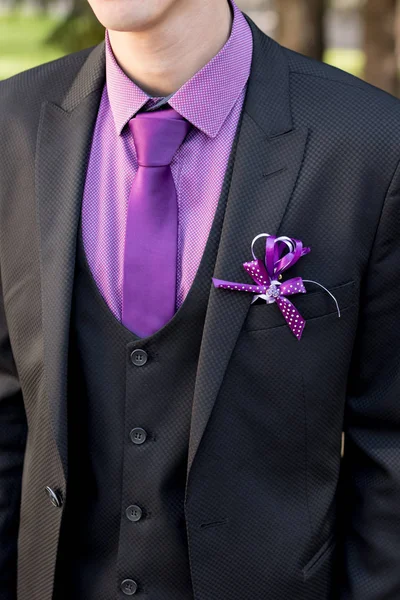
263, 166, 287, 180
199, 518, 228, 530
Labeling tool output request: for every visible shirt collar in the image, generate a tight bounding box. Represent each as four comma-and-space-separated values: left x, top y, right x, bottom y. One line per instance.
105, 0, 253, 138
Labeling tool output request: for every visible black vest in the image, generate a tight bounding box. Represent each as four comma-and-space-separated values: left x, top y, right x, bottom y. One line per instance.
53, 118, 241, 599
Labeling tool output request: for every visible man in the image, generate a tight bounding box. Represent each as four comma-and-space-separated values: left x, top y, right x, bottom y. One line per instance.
1, 0, 400, 597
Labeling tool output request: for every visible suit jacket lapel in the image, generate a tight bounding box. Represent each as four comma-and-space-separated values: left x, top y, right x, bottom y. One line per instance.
187, 15, 309, 479
35, 42, 106, 478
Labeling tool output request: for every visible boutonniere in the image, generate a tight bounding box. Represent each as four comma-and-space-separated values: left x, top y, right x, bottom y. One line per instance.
212, 233, 340, 340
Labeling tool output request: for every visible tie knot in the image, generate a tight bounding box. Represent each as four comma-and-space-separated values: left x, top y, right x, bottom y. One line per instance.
128, 106, 192, 167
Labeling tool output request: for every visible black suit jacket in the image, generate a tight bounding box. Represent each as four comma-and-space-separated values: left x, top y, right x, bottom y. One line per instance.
1, 11, 400, 600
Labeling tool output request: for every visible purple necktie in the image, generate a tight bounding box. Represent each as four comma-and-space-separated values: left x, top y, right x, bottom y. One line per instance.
122, 106, 192, 337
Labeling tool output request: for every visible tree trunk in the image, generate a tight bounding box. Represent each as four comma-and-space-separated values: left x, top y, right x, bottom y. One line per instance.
277, 0, 326, 61
364, 0, 398, 95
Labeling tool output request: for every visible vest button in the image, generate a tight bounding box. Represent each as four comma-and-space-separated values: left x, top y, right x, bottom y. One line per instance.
126, 504, 143, 522
121, 579, 138, 595
44, 486, 63, 508
130, 427, 148, 445
130, 349, 148, 366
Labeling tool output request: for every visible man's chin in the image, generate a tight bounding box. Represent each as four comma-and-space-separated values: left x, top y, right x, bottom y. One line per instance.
88, 0, 177, 33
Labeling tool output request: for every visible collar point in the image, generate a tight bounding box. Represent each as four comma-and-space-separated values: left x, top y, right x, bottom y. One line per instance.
198, 123, 222, 139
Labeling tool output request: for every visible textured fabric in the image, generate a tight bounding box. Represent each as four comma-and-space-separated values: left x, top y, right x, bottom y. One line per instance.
122, 108, 192, 336
2, 9, 400, 600
81, 0, 252, 319
52, 113, 239, 597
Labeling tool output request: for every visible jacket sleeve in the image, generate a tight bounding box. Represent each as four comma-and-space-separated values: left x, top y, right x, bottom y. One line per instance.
0, 268, 28, 599
340, 157, 400, 599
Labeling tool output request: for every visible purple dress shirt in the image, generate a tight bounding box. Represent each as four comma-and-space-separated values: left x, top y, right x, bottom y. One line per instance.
81, 0, 253, 320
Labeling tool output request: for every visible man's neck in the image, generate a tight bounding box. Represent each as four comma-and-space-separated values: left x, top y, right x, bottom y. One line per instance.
107, 0, 233, 97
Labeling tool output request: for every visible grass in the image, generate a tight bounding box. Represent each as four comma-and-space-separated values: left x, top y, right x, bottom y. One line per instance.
0, 12, 366, 82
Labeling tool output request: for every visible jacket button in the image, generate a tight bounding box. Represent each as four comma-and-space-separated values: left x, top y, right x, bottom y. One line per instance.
130, 349, 148, 366
126, 505, 143, 522
121, 579, 138, 595
130, 427, 147, 445
45, 486, 63, 508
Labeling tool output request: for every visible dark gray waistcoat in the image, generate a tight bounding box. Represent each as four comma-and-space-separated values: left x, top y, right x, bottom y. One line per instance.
52, 119, 240, 599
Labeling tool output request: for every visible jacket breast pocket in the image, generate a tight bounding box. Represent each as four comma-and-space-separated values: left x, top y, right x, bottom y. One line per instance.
243, 280, 357, 332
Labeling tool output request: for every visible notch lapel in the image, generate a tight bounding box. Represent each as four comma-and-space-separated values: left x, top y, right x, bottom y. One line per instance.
186, 16, 309, 479
35, 42, 106, 478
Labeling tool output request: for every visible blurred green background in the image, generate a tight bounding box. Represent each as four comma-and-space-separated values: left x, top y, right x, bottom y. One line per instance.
0, 12, 61, 80
0, 0, 399, 95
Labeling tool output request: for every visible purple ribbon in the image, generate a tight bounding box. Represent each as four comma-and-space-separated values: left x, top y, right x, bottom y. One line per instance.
212, 235, 311, 340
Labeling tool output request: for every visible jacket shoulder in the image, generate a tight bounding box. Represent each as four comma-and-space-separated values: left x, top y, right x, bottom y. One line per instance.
284, 45, 400, 109
0, 45, 98, 111
283, 45, 400, 149
285, 46, 388, 93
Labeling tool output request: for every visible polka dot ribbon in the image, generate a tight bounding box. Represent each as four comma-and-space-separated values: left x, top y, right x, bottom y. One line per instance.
212, 234, 340, 341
